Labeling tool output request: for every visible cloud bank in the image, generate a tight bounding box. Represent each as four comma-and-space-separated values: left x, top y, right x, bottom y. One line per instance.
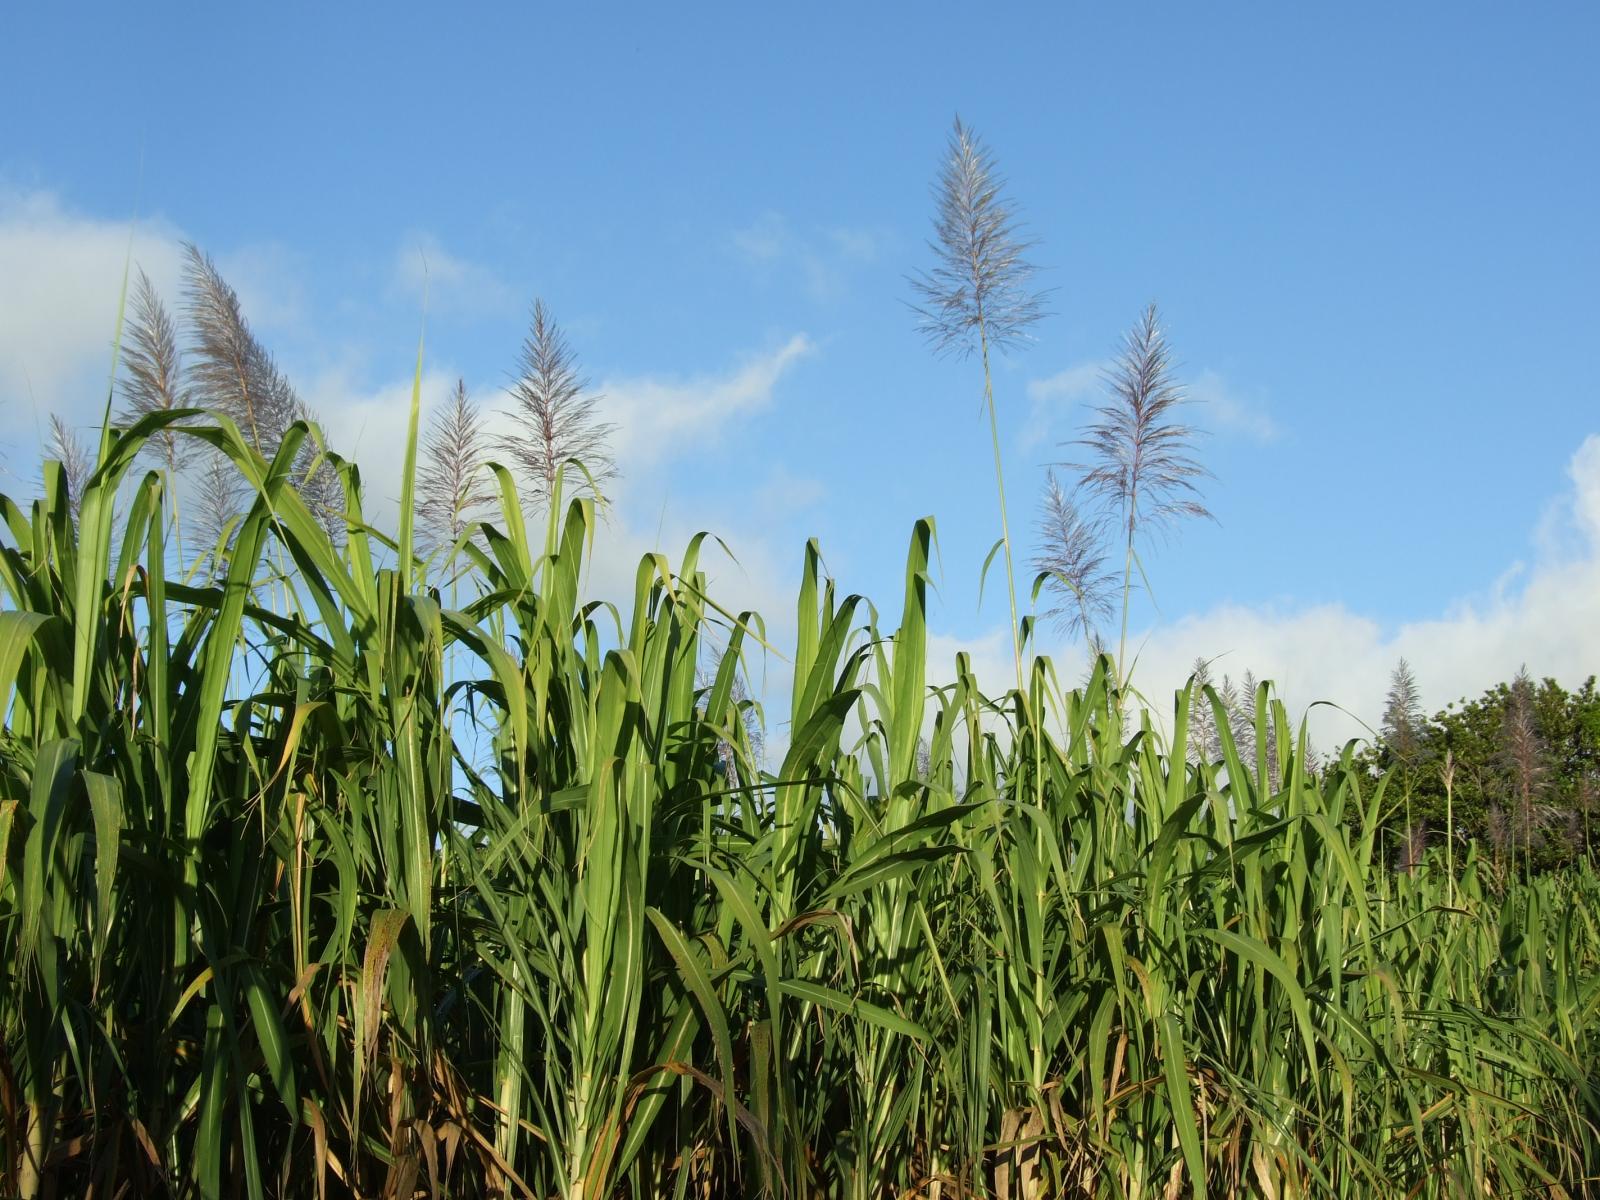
932, 434, 1600, 751
0, 189, 185, 433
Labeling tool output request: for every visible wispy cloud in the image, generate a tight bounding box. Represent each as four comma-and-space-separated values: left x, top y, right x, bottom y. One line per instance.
755, 464, 826, 514
1021, 360, 1105, 451
943, 436, 1600, 753
600, 334, 814, 469
1021, 360, 1279, 453
730, 211, 881, 301
214, 241, 311, 333
391, 230, 517, 316
0, 188, 186, 432
731, 213, 788, 263
298, 334, 817, 545
0, 187, 320, 458
303, 364, 468, 517
1123, 434, 1600, 747
1190, 368, 1279, 443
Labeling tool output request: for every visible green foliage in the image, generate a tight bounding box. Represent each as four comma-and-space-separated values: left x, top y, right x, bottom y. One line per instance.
1, 420, 1598, 1199
1360, 667, 1600, 873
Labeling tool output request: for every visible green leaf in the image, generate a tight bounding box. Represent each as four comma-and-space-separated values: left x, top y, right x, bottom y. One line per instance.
774, 979, 931, 1042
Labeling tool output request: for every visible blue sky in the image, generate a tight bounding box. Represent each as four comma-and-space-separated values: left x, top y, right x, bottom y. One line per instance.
3, 2, 1598, 744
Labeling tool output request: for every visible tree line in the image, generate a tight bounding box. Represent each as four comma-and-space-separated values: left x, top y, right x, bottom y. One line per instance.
1360, 658, 1599, 874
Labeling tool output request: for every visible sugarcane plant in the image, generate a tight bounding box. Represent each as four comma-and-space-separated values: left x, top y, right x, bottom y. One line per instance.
1, 293, 1598, 1197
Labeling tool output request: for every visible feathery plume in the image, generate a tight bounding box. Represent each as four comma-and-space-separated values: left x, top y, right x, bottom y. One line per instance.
910, 116, 1046, 694
182, 244, 297, 457
118, 268, 193, 474
499, 299, 616, 513
1074, 304, 1212, 538
1241, 670, 1263, 766
1031, 469, 1113, 643
182, 243, 343, 539
1216, 673, 1255, 762
1188, 656, 1217, 765
192, 449, 244, 560
1381, 658, 1426, 766
417, 379, 494, 547
42, 414, 93, 523
700, 649, 765, 791
1500, 666, 1551, 868
909, 116, 1046, 358
1069, 304, 1213, 674
295, 418, 346, 541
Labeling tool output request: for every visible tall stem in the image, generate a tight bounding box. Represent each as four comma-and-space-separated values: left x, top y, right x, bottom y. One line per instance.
168, 458, 187, 572
978, 324, 1025, 699
1444, 760, 1455, 906
1404, 789, 1415, 873
1116, 489, 1137, 690
979, 324, 1053, 1122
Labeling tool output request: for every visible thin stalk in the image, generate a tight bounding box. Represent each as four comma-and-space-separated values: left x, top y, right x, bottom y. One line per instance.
19, 1105, 43, 1200
1071, 304, 1212, 691
1444, 751, 1456, 906
168, 476, 186, 572
1405, 787, 1415, 872
1117, 488, 1137, 689
979, 325, 1025, 698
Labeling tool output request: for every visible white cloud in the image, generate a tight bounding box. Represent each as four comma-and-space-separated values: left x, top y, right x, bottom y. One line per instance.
1123, 434, 1600, 750
732, 213, 788, 263
755, 464, 826, 513
1190, 368, 1279, 444
921, 436, 1600, 758
584, 507, 805, 763
1021, 362, 1279, 453
391, 230, 516, 316
303, 364, 467, 520
1021, 361, 1104, 450
212, 241, 310, 334
730, 212, 880, 300
0, 188, 186, 434
927, 626, 1019, 695
600, 334, 814, 470
295, 334, 814, 546
825, 227, 879, 261
1572, 434, 1600, 538
0, 187, 319, 481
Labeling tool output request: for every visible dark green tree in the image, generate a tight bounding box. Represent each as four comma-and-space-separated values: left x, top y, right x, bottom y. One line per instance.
1355, 670, 1600, 875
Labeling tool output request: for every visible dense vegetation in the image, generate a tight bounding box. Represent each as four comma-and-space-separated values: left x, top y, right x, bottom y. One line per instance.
1360, 665, 1600, 875
1, 407, 1597, 1199
5, 120, 1597, 1199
